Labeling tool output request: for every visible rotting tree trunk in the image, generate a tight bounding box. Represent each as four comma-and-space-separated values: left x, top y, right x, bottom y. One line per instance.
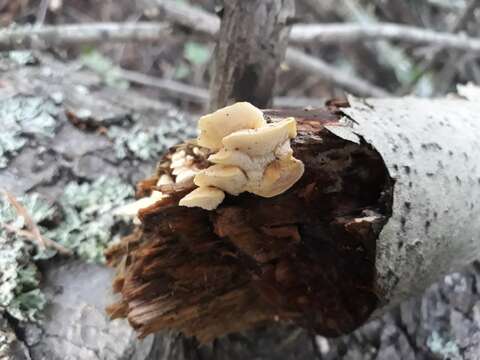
208, 0, 294, 110
105, 92, 480, 347
106, 108, 392, 342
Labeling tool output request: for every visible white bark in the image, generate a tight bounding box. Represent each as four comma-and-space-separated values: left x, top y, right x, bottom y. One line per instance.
338, 95, 480, 309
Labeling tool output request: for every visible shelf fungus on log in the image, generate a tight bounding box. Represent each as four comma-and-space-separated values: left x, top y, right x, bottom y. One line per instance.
106, 94, 480, 343
107, 101, 392, 342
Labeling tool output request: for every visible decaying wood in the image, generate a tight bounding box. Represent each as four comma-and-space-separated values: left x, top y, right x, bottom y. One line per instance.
106, 93, 480, 343
106, 107, 393, 342
209, 0, 295, 110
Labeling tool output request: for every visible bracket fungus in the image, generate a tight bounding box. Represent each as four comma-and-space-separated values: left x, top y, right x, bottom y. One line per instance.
180, 102, 305, 209
117, 102, 306, 215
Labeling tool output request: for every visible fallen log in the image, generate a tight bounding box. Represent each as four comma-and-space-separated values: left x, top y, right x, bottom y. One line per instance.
106, 92, 480, 343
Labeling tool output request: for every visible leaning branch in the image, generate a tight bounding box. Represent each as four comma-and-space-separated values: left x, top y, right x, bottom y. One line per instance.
0, 22, 170, 51
289, 23, 480, 53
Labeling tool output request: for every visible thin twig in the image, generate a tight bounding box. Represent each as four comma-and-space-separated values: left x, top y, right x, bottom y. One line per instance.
285, 48, 388, 97
3, 14, 480, 54
140, 0, 219, 37
36, 0, 50, 26
140, 0, 390, 97
1, 190, 72, 255
0, 21, 387, 96
117, 67, 327, 107
118, 68, 209, 104
0, 1, 388, 97
399, 0, 480, 94
2, 190, 47, 249
1, 221, 72, 255
336, 0, 417, 87
142, 0, 480, 53
0, 22, 170, 51
289, 23, 480, 53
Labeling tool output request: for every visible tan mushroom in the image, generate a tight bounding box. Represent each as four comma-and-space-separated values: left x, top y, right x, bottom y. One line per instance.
157, 174, 174, 186
222, 118, 296, 157
194, 164, 247, 195
208, 149, 275, 173
197, 102, 266, 150
114, 190, 166, 218
178, 186, 225, 210
179, 103, 304, 211
250, 157, 304, 197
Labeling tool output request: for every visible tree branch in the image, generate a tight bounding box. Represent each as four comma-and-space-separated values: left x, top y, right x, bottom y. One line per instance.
0, 5, 392, 97
209, 0, 294, 109
118, 68, 209, 104
399, 0, 480, 95
117, 67, 326, 108
3, 16, 480, 54
140, 0, 219, 37
289, 23, 480, 53
140, 0, 389, 97
0, 22, 170, 51
285, 48, 388, 97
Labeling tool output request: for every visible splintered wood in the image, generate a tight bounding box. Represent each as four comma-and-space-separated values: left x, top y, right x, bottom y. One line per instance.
105, 108, 393, 343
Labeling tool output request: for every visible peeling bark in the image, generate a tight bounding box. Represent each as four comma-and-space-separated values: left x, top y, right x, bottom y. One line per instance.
341, 96, 480, 309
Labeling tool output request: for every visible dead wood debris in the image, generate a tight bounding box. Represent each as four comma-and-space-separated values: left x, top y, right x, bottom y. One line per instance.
106, 107, 393, 343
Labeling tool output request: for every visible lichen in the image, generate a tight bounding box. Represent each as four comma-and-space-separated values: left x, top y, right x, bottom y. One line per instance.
48, 176, 134, 263
0, 177, 134, 322
0, 193, 54, 322
80, 49, 130, 89
108, 119, 194, 161
0, 95, 59, 168
426, 331, 461, 360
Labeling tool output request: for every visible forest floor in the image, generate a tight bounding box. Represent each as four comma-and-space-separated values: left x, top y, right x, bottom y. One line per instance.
1, 0, 480, 358
1, 51, 480, 360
